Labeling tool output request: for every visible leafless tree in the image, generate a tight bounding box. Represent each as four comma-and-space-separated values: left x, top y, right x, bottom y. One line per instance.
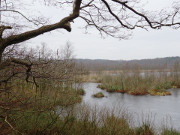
0, 42, 87, 134
0, 0, 180, 64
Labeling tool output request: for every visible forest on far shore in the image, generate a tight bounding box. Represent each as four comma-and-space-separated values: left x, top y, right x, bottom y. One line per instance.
75, 57, 180, 71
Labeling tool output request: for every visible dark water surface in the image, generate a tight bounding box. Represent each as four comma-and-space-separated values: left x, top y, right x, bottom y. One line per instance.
81, 83, 180, 131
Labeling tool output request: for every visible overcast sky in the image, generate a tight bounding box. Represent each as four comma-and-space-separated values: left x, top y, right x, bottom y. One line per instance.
25, 0, 180, 60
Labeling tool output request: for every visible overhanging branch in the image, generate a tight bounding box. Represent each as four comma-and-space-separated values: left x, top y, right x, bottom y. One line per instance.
1, 0, 82, 49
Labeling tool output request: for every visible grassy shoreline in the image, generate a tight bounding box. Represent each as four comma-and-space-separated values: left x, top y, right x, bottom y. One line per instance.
0, 80, 83, 134
1, 80, 180, 134
2, 103, 180, 135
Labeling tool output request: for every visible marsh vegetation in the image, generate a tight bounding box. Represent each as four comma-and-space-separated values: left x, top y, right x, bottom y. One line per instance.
93, 92, 105, 98
1, 60, 180, 134
80, 59, 180, 96
97, 70, 180, 96
1, 45, 180, 134
1, 0, 180, 134
0, 44, 86, 134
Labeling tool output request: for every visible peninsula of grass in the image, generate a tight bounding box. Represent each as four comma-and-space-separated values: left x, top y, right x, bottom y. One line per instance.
93, 92, 104, 98
97, 71, 180, 96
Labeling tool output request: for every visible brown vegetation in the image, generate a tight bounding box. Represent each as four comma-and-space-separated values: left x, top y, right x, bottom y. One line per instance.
97, 67, 180, 96
93, 92, 104, 98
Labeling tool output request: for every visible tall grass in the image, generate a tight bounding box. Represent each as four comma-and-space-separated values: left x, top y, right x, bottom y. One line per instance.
1, 72, 180, 134
98, 71, 180, 96
0, 79, 83, 134
3, 103, 179, 135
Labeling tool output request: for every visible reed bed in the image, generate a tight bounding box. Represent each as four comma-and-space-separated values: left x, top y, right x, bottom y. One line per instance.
98, 71, 180, 96
3, 104, 179, 135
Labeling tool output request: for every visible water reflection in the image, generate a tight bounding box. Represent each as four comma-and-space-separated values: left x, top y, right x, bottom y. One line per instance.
82, 83, 180, 131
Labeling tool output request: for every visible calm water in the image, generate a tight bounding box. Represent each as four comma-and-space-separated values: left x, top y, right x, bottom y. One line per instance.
81, 83, 180, 131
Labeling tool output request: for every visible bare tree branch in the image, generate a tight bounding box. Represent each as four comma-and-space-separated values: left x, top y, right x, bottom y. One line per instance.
0, 25, 12, 38
0, 9, 46, 26
0, 0, 82, 63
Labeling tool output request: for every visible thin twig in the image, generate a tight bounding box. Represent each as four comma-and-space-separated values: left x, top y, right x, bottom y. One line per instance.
5, 116, 23, 135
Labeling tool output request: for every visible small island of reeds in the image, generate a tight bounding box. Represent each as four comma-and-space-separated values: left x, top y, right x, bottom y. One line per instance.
93, 92, 105, 98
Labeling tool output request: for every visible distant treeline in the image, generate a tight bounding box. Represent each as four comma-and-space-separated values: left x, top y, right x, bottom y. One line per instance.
74, 56, 180, 71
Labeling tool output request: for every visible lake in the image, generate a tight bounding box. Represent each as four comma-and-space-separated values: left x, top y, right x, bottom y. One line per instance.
81, 83, 180, 131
